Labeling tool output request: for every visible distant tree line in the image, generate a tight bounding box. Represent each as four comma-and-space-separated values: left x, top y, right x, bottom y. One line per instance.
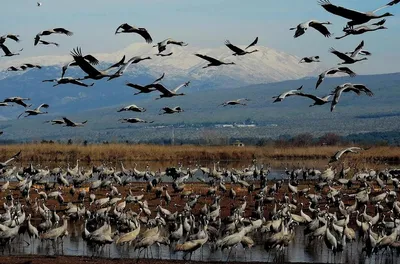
0, 130, 398, 147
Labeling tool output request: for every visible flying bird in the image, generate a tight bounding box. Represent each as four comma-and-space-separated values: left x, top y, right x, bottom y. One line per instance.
44, 119, 65, 125
336, 25, 387, 39
18, 104, 49, 118
329, 44, 368, 65
220, 98, 250, 107
273, 86, 303, 103
330, 147, 363, 163
290, 20, 332, 38
224, 38, 258, 56
34, 28, 73, 46
126, 83, 158, 95
160, 106, 184, 115
20, 64, 42, 70
0, 44, 22, 57
62, 53, 99, 78
70, 47, 113, 80
316, 67, 356, 89
7, 66, 22, 71
62, 117, 87, 127
117, 104, 146, 113
195, 54, 235, 68
0, 34, 20, 44
38, 40, 59, 47
156, 52, 173, 57
295, 93, 331, 107
3, 97, 31, 108
0, 150, 21, 169
115, 23, 153, 43
37, 2, 42, 7
119, 118, 154, 124
330, 83, 373, 112
104, 55, 126, 71
299, 56, 320, 63
154, 38, 188, 54
153, 81, 190, 99
42, 77, 94, 87
108, 56, 151, 81
318, 0, 393, 29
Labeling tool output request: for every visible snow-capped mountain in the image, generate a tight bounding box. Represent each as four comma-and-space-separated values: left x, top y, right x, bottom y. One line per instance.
0, 43, 322, 87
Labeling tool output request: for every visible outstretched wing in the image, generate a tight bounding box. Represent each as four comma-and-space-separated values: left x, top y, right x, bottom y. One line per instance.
105, 55, 125, 71
173, 82, 190, 93
350, 40, 364, 58
115, 23, 131, 34
0, 44, 11, 55
245, 37, 258, 50
296, 92, 321, 102
53, 28, 73, 36
195, 53, 222, 64
5, 34, 20, 42
309, 22, 332, 37
62, 117, 75, 126
83, 55, 99, 65
329, 48, 352, 62
137, 28, 153, 44
36, 103, 49, 111
353, 84, 374, 96
319, 0, 366, 20
338, 67, 356, 77
152, 83, 171, 95
70, 47, 102, 77
153, 73, 165, 84
167, 40, 188, 46
225, 40, 245, 54
126, 83, 147, 91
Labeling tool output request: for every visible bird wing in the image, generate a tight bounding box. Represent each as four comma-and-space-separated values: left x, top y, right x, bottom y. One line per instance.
6, 34, 20, 42
167, 40, 188, 46
331, 86, 346, 111
350, 40, 364, 58
3, 150, 21, 164
0, 44, 11, 55
152, 83, 171, 95
353, 84, 374, 96
329, 48, 353, 62
136, 28, 153, 44
115, 23, 131, 34
61, 62, 73, 78
225, 40, 245, 54
309, 22, 332, 37
372, 19, 386, 26
153, 73, 165, 83
319, 0, 366, 20
195, 54, 222, 64
62, 117, 75, 126
36, 103, 49, 111
373, 0, 400, 12
70, 47, 102, 77
296, 92, 321, 102
338, 67, 356, 77
34, 35, 41, 46
173, 82, 189, 93
115, 56, 137, 75
245, 37, 258, 50
53, 28, 73, 36
105, 55, 125, 71
83, 55, 99, 65
126, 83, 146, 91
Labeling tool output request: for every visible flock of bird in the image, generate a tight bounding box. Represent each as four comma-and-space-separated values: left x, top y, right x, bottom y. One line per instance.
1, 1, 398, 136
0, 146, 400, 262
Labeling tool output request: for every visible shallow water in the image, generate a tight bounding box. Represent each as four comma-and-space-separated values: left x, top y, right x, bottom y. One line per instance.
3, 226, 399, 264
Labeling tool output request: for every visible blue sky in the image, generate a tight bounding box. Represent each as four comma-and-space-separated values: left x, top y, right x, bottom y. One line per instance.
1, 0, 399, 74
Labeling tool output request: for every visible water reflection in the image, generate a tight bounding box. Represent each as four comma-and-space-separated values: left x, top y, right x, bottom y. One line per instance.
2, 225, 399, 263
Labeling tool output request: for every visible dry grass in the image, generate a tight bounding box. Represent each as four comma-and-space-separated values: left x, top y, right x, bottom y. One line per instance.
0, 143, 399, 163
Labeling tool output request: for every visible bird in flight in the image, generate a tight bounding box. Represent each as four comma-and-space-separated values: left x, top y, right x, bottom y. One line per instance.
115, 23, 153, 43
34, 28, 73, 46
290, 20, 332, 38
195, 54, 235, 68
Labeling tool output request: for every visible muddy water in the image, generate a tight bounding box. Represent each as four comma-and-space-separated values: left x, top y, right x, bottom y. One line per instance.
3, 226, 398, 264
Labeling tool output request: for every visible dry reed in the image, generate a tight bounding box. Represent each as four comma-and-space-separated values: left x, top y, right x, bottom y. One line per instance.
0, 143, 399, 163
